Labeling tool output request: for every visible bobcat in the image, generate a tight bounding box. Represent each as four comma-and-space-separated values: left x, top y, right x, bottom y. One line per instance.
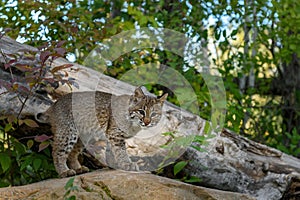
36, 87, 168, 177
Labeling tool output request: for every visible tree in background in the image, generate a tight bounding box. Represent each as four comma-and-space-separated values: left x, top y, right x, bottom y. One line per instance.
208, 0, 300, 156
0, 0, 299, 178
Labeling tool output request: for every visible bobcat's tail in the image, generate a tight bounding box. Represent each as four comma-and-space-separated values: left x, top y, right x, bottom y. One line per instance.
35, 112, 50, 123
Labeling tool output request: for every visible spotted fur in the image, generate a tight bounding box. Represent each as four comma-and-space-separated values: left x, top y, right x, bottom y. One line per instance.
36, 87, 167, 177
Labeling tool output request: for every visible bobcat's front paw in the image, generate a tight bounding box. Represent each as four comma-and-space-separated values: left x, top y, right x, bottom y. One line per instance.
75, 166, 89, 174
60, 169, 76, 178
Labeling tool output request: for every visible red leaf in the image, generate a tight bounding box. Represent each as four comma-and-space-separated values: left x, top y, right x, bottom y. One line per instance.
14, 65, 33, 72
0, 80, 12, 91
17, 84, 30, 93
17, 49, 38, 53
37, 42, 49, 51
54, 47, 66, 56
56, 41, 66, 48
34, 134, 52, 142
51, 64, 73, 73
38, 141, 50, 152
4, 63, 10, 69
4, 28, 12, 33
42, 77, 56, 83
4, 60, 16, 69
70, 26, 78, 33
22, 55, 36, 61
63, 70, 68, 77
40, 51, 52, 63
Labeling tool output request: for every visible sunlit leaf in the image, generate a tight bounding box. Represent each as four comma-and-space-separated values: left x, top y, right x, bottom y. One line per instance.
7, 115, 17, 123
23, 119, 39, 128
14, 64, 33, 72
27, 140, 34, 149
184, 176, 202, 183
174, 161, 188, 176
4, 123, 12, 132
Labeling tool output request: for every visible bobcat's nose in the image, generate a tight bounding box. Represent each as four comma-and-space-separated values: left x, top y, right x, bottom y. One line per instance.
143, 117, 151, 126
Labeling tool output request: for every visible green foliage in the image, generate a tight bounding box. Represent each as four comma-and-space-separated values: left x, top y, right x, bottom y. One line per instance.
210, 0, 300, 157
173, 160, 201, 183
64, 177, 78, 200
0, 122, 56, 187
157, 131, 206, 183
173, 161, 187, 176
0, 37, 75, 186
270, 128, 300, 157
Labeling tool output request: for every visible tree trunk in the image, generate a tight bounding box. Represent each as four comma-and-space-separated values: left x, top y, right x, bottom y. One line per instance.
0, 36, 300, 200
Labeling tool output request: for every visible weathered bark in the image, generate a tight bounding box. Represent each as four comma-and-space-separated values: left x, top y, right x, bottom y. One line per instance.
1, 36, 300, 200
182, 129, 300, 200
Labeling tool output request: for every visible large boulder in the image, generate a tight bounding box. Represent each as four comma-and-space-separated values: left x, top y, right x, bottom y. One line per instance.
0, 170, 255, 200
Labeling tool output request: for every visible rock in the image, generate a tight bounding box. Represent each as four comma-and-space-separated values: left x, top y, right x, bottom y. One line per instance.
0, 170, 255, 200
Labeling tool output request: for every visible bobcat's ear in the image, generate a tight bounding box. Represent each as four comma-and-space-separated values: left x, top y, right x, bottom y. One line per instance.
158, 93, 168, 104
134, 86, 145, 98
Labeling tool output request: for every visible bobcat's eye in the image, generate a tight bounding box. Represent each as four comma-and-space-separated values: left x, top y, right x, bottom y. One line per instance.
137, 109, 145, 116
151, 112, 158, 117
129, 112, 135, 119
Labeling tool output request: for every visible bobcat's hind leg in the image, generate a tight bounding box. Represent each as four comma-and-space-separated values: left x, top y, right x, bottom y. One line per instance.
52, 140, 76, 178
67, 139, 89, 174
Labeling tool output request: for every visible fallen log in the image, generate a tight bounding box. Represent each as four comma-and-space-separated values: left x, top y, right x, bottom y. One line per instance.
0, 36, 300, 200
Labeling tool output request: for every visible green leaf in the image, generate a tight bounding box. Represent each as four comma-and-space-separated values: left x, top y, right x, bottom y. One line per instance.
173, 161, 188, 176
27, 140, 34, 149
7, 115, 16, 124
0, 153, 11, 172
184, 176, 202, 183
33, 158, 42, 171
20, 157, 32, 171
66, 196, 76, 200
23, 119, 39, 128
162, 131, 176, 138
203, 121, 212, 134
193, 135, 206, 143
191, 145, 205, 152
65, 177, 75, 190
13, 139, 27, 156
231, 29, 238, 37
215, 30, 221, 40
4, 123, 12, 132
289, 44, 297, 51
